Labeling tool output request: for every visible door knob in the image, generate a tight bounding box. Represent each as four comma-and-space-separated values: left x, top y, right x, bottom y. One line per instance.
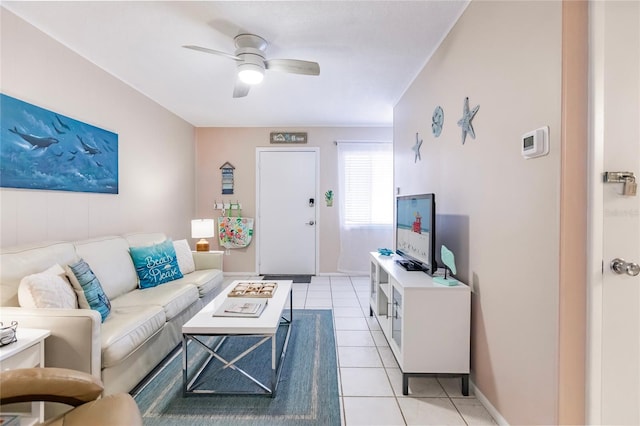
306, 220, 315, 226
611, 258, 640, 276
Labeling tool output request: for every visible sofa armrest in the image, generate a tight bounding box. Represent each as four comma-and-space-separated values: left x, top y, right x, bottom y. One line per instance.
192, 250, 224, 271
0, 308, 101, 379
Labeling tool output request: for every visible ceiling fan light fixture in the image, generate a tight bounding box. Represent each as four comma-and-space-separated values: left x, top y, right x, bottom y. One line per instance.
238, 63, 264, 85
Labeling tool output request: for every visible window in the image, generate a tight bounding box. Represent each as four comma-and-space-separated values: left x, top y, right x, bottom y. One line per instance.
338, 142, 393, 227
336, 141, 393, 273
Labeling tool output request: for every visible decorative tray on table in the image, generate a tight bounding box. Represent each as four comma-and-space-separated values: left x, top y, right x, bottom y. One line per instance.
228, 282, 278, 298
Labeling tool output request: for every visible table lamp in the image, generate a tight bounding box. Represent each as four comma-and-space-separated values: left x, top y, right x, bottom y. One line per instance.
191, 219, 215, 252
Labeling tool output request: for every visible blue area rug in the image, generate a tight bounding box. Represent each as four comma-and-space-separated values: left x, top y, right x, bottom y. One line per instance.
133, 310, 339, 425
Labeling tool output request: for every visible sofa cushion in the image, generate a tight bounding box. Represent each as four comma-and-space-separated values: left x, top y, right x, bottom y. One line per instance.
18, 264, 77, 309
173, 269, 224, 298
173, 239, 195, 274
74, 237, 138, 300
1, 241, 78, 307
100, 305, 166, 368
129, 240, 183, 289
67, 259, 111, 322
110, 281, 198, 321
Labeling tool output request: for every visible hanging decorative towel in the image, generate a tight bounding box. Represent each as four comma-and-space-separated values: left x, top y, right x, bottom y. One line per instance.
218, 216, 254, 249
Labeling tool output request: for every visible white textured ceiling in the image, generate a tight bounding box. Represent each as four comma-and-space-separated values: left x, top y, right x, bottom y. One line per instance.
2, 1, 468, 127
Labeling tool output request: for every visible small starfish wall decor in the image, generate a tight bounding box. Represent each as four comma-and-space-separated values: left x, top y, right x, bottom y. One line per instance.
412, 132, 423, 163
457, 97, 480, 144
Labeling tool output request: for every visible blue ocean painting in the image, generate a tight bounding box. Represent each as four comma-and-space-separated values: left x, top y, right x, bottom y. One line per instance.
0, 94, 118, 194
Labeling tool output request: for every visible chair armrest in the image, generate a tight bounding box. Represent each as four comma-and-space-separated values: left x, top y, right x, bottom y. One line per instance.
0, 307, 101, 378
63, 393, 143, 426
0, 367, 103, 406
192, 250, 224, 271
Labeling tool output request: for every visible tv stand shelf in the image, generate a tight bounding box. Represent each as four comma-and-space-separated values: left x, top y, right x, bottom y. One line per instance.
369, 252, 471, 395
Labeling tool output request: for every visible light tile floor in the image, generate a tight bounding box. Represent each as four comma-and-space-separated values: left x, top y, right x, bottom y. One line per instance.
225, 275, 496, 426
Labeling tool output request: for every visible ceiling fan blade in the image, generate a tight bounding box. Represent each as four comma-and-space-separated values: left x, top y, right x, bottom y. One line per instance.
233, 79, 251, 98
182, 45, 241, 61
265, 59, 320, 76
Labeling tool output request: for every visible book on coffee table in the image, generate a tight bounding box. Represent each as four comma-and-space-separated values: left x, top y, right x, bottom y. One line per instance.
212, 299, 267, 318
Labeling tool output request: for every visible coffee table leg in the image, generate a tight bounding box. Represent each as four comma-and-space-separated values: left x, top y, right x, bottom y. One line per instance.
182, 334, 188, 396
271, 334, 277, 397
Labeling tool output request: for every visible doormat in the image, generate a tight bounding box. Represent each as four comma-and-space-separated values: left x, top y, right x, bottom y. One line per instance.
262, 275, 312, 283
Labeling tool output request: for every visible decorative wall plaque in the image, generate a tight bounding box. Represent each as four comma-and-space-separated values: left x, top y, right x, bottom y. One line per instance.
220, 161, 235, 194
270, 132, 307, 144
432, 106, 444, 137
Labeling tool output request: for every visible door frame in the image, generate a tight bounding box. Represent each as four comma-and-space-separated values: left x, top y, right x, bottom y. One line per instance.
586, 2, 608, 421
586, 1, 640, 422
255, 147, 320, 275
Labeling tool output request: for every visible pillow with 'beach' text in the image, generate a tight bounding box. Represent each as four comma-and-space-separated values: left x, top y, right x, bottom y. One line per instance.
129, 239, 183, 289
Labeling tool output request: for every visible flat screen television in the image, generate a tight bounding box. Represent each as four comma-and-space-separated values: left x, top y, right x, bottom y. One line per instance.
395, 193, 436, 275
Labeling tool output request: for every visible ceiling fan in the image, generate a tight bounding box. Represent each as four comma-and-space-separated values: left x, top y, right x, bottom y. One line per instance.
183, 33, 320, 98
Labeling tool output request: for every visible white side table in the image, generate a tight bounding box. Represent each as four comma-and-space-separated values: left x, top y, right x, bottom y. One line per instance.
0, 328, 50, 425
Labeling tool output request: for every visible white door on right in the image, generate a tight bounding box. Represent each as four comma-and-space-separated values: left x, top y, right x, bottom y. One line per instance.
591, 1, 640, 424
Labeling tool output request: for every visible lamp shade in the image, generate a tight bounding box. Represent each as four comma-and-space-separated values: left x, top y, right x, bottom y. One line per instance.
191, 219, 215, 238
191, 219, 214, 252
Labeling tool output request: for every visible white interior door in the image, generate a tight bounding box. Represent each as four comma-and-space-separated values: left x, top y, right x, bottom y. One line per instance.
589, 2, 640, 424
256, 148, 318, 275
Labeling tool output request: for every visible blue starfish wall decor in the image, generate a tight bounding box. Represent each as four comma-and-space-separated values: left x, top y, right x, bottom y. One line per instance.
457, 97, 480, 144
412, 132, 423, 162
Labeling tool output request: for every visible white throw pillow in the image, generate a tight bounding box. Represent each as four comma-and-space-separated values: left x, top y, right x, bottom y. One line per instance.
173, 239, 195, 274
18, 264, 78, 309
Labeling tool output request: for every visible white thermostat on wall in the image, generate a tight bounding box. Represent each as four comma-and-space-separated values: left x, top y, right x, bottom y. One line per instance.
521, 126, 549, 159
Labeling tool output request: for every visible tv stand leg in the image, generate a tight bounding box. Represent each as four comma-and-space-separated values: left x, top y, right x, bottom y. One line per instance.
461, 374, 469, 396
369, 306, 373, 317
402, 373, 409, 395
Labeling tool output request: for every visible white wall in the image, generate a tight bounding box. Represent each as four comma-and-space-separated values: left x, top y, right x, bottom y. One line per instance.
0, 9, 196, 247
394, 1, 562, 424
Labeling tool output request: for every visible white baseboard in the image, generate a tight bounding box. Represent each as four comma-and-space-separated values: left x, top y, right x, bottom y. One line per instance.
222, 272, 260, 277
471, 379, 509, 426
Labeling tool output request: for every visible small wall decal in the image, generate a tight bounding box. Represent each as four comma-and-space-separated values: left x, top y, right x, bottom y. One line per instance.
412, 132, 423, 163
325, 189, 334, 207
457, 97, 480, 144
432, 106, 444, 137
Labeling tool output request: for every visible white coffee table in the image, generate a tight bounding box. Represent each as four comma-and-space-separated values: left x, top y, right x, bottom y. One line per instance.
181, 280, 292, 397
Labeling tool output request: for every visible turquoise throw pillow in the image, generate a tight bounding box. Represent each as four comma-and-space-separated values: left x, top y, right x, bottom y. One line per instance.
129, 239, 183, 289
68, 259, 111, 322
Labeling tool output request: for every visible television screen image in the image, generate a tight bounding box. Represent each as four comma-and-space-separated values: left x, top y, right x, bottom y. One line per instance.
395, 194, 436, 274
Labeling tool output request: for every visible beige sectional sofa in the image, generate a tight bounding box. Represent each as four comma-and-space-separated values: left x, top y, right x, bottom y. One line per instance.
0, 232, 224, 395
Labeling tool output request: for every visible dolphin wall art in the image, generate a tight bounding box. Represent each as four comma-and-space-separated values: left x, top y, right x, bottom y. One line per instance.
1, 93, 118, 194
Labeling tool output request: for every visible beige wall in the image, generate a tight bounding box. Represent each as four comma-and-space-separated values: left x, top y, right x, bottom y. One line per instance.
195, 127, 392, 274
394, 1, 562, 424
0, 10, 196, 247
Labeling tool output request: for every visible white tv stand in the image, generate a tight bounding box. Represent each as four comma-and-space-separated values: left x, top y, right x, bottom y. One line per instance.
369, 252, 471, 395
